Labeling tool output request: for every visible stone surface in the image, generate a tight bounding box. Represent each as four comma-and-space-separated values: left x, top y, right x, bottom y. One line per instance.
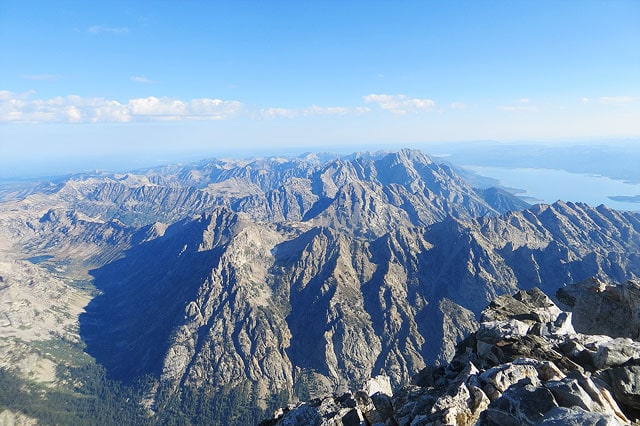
537, 406, 624, 426
364, 375, 393, 397
592, 338, 640, 369
264, 286, 640, 425
545, 377, 594, 411
480, 362, 540, 393
481, 380, 558, 425
557, 277, 640, 339
607, 366, 640, 411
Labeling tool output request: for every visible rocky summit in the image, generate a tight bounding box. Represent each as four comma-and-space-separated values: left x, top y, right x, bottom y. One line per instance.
262, 279, 640, 425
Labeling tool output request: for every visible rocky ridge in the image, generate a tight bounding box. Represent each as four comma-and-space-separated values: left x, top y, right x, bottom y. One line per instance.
263, 279, 640, 425
0, 150, 526, 237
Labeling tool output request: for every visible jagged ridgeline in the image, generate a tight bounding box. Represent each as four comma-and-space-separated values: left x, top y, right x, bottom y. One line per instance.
0, 149, 639, 425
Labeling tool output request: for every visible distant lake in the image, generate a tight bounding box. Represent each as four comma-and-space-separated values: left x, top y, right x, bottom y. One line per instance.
463, 166, 640, 212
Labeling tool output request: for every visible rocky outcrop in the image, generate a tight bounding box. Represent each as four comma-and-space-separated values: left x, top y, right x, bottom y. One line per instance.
557, 277, 640, 339
263, 284, 640, 425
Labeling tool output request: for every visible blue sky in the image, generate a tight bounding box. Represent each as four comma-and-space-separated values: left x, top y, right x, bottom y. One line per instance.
1, 0, 639, 177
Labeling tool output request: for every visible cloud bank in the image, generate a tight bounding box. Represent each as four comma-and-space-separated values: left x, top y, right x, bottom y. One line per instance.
363, 93, 436, 114
0, 92, 374, 123
0, 92, 243, 123
256, 105, 370, 119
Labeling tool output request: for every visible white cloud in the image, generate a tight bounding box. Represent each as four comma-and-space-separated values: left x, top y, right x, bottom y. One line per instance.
129, 97, 187, 117
257, 107, 297, 119
130, 76, 156, 84
255, 105, 370, 119
0, 90, 14, 101
65, 106, 83, 123
87, 25, 129, 35
450, 101, 468, 110
363, 94, 435, 114
581, 97, 590, 104
303, 105, 370, 116
0, 92, 371, 123
599, 96, 639, 105
497, 98, 539, 112
93, 100, 132, 122
0, 92, 242, 123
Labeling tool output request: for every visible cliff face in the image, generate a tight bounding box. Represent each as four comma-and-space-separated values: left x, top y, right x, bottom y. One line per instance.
1, 149, 639, 422
264, 280, 640, 426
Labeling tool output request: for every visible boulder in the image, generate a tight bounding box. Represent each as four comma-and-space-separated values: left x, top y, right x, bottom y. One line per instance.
429, 381, 489, 426
537, 406, 624, 426
592, 338, 640, 369
545, 377, 593, 411
566, 371, 629, 423
480, 362, 540, 393
557, 278, 640, 339
481, 379, 558, 425
364, 375, 393, 397
606, 365, 640, 411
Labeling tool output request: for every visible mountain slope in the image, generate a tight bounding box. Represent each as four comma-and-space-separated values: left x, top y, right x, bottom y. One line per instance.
80, 201, 640, 409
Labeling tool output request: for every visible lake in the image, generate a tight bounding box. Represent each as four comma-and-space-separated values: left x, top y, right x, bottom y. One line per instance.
463, 165, 640, 212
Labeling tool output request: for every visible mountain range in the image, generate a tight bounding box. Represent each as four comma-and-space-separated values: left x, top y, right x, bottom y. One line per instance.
0, 149, 639, 424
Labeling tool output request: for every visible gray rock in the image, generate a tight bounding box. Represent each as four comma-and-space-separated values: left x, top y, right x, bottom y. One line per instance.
355, 390, 387, 425
481, 380, 558, 425
341, 408, 365, 426
566, 372, 629, 423
370, 392, 395, 424
429, 381, 489, 426
557, 278, 640, 339
393, 387, 436, 425
480, 362, 540, 393
536, 406, 624, 426
593, 338, 640, 369
607, 365, 640, 410
545, 377, 593, 411
365, 375, 393, 397
476, 319, 532, 343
